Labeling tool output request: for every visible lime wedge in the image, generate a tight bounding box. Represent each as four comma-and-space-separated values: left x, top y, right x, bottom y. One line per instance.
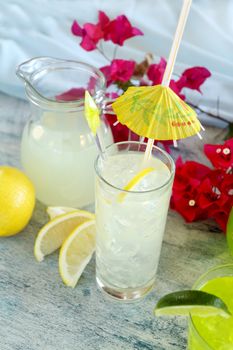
154, 290, 231, 318
118, 167, 155, 202
226, 207, 233, 256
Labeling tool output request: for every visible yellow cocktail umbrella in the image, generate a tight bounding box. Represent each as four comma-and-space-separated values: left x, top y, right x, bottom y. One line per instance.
112, 84, 201, 141
112, 0, 202, 160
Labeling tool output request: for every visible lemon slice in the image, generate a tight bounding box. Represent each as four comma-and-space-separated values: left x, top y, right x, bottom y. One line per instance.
34, 210, 95, 262
47, 206, 79, 220
118, 167, 155, 202
154, 290, 231, 318
59, 220, 95, 287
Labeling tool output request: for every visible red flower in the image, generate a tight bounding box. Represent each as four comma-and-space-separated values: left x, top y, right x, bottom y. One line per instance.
221, 173, 233, 201
71, 20, 103, 51
171, 153, 233, 233
104, 15, 143, 46
100, 59, 136, 84
209, 203, 232, 233
173, 157, 211, 194
198, 176, 229, 210
175, 67, 211, 93
171, 157, 212, 223
204, 138, 233, 171
147, 58, 166, 85
171, 187, 202, 222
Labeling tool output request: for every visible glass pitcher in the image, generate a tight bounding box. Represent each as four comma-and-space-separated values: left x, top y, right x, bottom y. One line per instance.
16, 57, 113, 208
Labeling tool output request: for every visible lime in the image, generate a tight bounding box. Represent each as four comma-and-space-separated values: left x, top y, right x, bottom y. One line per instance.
154, 290, 231, 317
226, 207, 233, 256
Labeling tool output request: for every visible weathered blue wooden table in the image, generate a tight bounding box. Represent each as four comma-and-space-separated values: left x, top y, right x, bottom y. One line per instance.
0, 92, 231, 350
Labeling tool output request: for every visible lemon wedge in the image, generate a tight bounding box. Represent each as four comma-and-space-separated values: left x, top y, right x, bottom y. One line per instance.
59, 220, 95, 287
46, 206, 79, 220
118, 167, 155, 202
34, 210, 94, 262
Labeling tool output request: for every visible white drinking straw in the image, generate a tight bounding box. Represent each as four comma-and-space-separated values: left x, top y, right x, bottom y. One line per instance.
144, 0, 193, 162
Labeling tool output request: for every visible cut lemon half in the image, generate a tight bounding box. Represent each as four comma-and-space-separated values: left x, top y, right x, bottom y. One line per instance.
47, 206, 81, 220
154, 290, 231, 318
59, 220, 95, 287
118, 167, 155, 202
34, 210, 95, 262
227, 207, 233, 257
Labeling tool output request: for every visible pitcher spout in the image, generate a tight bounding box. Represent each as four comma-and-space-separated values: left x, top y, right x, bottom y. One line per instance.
16, 56, 62, 84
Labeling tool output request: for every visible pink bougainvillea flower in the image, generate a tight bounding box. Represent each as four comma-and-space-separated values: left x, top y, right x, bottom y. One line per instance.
101, 60, 136, 84
110, 59, 136, 82
175, 67, 211, 93
147, 58, 167, 85
71, 20, 83, 36
100, 65, 112, 86
98, 11, 110, 34
204, 138, 233, 171
169, 79, 185, 100
71, 20, 103, 51
105, 15, 143, 46
56, 88, 85, 101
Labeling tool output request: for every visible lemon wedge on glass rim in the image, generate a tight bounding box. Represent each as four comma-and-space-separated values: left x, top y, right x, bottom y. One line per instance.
59, 220, 95, 287
34, 210, 94, 262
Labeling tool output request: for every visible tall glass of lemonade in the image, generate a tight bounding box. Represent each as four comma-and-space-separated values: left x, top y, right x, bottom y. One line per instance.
95, 141, 175, 300
188, 264, 233, 349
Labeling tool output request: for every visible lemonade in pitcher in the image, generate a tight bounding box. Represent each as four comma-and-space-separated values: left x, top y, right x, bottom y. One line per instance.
21, 110, 112, 207
17, 57, 113, 207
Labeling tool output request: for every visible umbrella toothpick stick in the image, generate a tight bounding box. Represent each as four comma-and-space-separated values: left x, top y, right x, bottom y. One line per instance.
144, 0, 192, 162
84, 91, 106, 161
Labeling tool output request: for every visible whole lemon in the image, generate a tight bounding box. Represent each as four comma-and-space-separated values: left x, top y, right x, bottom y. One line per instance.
0, 166, 35, 236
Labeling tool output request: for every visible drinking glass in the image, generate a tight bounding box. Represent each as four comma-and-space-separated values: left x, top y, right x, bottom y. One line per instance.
188, 264, 233, 349
95, 141, 175, 300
